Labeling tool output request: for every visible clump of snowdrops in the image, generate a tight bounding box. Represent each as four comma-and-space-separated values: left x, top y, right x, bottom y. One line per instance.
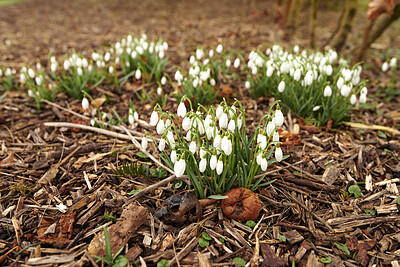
245, 45, 368, 127
0, 67, 16, 91
175, 44, 243, 107
142, 96, 286, 199
381, 57, 398, 101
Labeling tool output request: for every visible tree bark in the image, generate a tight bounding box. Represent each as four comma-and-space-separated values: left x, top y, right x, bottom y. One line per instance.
310, 0, 319, 48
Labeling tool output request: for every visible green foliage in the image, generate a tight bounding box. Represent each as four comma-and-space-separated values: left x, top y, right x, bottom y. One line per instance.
364, 209, 376, 215
334, 242, 351, 257
198, 232, 212, 247
114, 162, 150, 178
246, 220, 256, 229
150, 167, 168, 178
279, 235, 287, 242
93, 227, 128, 267
127, 189, 143, 196
377, 131, 387, 139
157, 259, 169, 267
233, 257, 246, 267
348, 185, 361, 198
105, 213, 117, 223
320, 257, 332, 263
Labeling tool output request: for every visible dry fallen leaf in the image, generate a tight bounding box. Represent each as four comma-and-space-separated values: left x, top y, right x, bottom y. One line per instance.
367, 0, 396, 19
221, 188, 261, 221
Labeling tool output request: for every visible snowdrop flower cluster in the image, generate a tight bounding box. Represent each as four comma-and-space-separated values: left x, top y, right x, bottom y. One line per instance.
0, 67, 17, 90
382, 57, 398, 72
143, 97, 286, 198
245, 45, 368, 127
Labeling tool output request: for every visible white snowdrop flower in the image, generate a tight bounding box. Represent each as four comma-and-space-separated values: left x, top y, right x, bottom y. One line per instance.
228, 106, 236, 118
266, 66, 274, 77
159, 50, 165, 59
213, 133, 222, 149
90, 119, 96, 126
76, 58, 82, 67
128, 114, 134, 125
313, 106, 321, 111
234, 58, 240, 68
210, 154, 217, 170
361, 87, 368, 95
216, 158, 223, 175
324, 85, 332, 97
340, 84, 351, 97
131, 51, 137, 59
182, 116, 192, 131
136, 46, 144, 55
209, 49, 214, 58
352, 74, 360, 86
101, 61, 105, 68
170, 150, 177, 163
272, 132, 279, 142
293, 45, 299, 53
157, 138, 166, 152
189, 141, 197, 154
293, 69, 301, 81
0, 69, 4, 76
245, 81, 251, 89
210, 78, 216, 86
28, 90, 33, 97
324, 65, 332, 76
304, 71, 313, 86
257, 133, 267, 150
228, 120, 236, 132
108, 66, 114, 74
161, 76, 167, 85
275, 147, 283, 162
216, 105, 224, 119
96, 60, 102, 68
226, 59, 231, 68
251, 66, 258, 75
192, 77, 199, 88
260, 156, 268, 171
216, 44, 223, 54
223, 137, 232, 155
389, 57, 397, 68
219, 112, 228, 129
174, 158, 186, 178
82, 58, 88, 68
177, 101, 187, 118
51, 63, 57, 72
35, 76, 42, 86
135, 69, 142, 80
133, 111, 139, 121
163, 41, 169, 50
20, 73, 26, 83
278, 80, 285, 93
350, 94, 357, 105
141, 136, 148, 150
197, 120, 206, 135
381, 62, 389, 72
77, 67, 83, 76
196, 49, 204, 60
204, 114, 212, 127
199, 158, 207, 173
200, 148, 207, 158
28, 68, 35, 78
81, 97, 89, 110
337, 77, 344, 89
157, 119, 165, 135
88, 64, 93, 72
186, 130, 192, 142
206, 125, 215, 140
266, 121, 275, 136
104, 52, 111, 62
344, 70, 352, 82
165, 119, 171, 128
35, 63, 41, 70
150, 111, 159, 126
237, 115, 243, 130
275, 110, 284, 127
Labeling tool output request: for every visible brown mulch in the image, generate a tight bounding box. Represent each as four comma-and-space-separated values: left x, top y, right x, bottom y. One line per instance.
1, 0, 400, 266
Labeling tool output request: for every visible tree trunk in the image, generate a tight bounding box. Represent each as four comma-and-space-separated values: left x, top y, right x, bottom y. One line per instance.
310, 0, 319, 48
327, 0, 358, 51
283, 0, 303, 41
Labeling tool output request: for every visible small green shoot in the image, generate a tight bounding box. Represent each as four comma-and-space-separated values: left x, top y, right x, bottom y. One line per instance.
320, 257, 332, 263
348, 185, 361, 198
364, 209, 376, 215
279, 235, 287, 242
93, 227, 128, 267
233, 257, 246, 267
377, 131, 387, 139
246, 220, 256, 229
157, 259, 169, 267
334, 242, 351, 257
104, 213, 117, 223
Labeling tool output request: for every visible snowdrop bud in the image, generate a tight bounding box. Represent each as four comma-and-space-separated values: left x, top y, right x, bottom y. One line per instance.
82, 97, 89, 110
135, 69, 141, 80
136, 46, 144, 55
226, 59, 231, 68
141, 136, 148, 150
352, 75, 360, 86
104, 52, 110, 62
272, 132, 279, 142
128, 114, 134, 125
360, 93, 367, 104
313, 106, 320, 111
157, 119, 165, 135
20, 73, 26, 83
266, 121, 275, 136
234, 58, 240, 68
108, 66, 114, 74
381, 62, 389, 72
210, 79, 216, 86
278, 80, 285, 93
28, 68, 35, 78
159, 50, 165, 59
88, 64, 93, 72
245, 81, 251, 89
350, 94, 357, 105
275, 147, 283, 162
257, 134, 267, 150
216, 158, 223, 175
27, 90, 33, 97
51, 63, 57, 72
219, 113, 228, 129
163, 41, 169, 50
324, 85, 332, 97
76, 58, 82, 67
389, 57, 397, 68
213, 134, 222, 149
177, 101, 187, 118
131, 51, 137, 59
170, 150, 177, 163
196, 49, 205, 60
337, 77, 344, 89
159, 138, 166, 151
200, 148, 207, 158
192, 78, 199, 88
260, 157, 268, 171
215, 105, 223, 119
228, 120, 236, 132
304, 71, 313, 86
182, 116, 192, 131
216, 44, 223, 54
210, 154, 217, 170
133, 111, 138, 121
275, 109, 284, 127
77, 67, 83, 76
293, 45, 299, 53
223, 137, 233, 155
344, 70, 352, 82
325, 65, 333, 76
206, 126, 215, 140
293, 69, 301, 81
156, 87, 162, 96
199, 158, 207, 173
340, 84, 351, 97
174, 158, 186, 178
361, 87, 368, 95
266, 66, 274, 77
209, 49, 214, 58
251, 66, 258, 75
186, 130, 192, 142
150, 111, 159, 126
82, 58, 88, 68
189, 141, 197, 154
161, 76, 167, 85
35, 76, 42, 86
